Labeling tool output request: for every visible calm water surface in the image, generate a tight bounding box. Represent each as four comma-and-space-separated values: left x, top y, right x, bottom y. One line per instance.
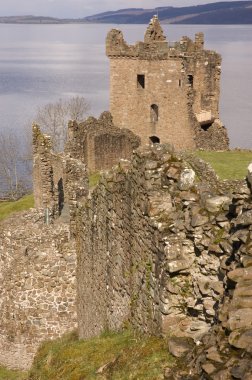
0, 24, 251, 148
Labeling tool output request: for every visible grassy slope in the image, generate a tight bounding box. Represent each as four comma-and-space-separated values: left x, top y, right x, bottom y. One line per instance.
28, 330, 173, 380
195, 150, 252, 180
0, 194, 34, 222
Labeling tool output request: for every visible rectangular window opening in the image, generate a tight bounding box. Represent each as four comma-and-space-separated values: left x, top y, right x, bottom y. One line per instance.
137, 74, 145, 89
188, 75, 194, 87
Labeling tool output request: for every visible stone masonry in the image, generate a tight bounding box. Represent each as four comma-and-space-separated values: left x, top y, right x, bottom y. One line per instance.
75, 144, 246, 339
33, 124, 64, 215
33, 112, 140, 219
65, 111, 140, 173
1, 140, 252, 374
75, 144, 252, 378
106, 16, 229, 150
0, 210, 76, 370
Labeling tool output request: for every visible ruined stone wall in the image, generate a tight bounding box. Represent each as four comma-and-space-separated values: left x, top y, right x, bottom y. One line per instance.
194, 119, 230, 150
187, 49, 221, 118
0, 210, 77, 370
33, 124, 64, 215
33, 124, 55, 210
33, 112, 139, 223
64, 156, 88, 238
66, 112, 140, 172
77, 154, 164, 338
76, 144, 246, 341
106, 17, 229, 150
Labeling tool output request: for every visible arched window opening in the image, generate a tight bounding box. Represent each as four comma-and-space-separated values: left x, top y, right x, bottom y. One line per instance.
149, 136, 160, 144
150, 104, 159, 123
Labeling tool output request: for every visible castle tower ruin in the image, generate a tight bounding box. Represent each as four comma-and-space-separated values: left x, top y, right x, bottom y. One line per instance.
106, 16, 229, 150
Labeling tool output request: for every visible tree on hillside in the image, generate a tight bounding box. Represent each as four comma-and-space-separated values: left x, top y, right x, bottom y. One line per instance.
35, 96, 90, 151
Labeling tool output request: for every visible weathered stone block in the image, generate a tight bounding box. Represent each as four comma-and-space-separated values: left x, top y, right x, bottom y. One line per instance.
205, 196, 231, 213
228, 328, 252, 351
178, 168, 196, 191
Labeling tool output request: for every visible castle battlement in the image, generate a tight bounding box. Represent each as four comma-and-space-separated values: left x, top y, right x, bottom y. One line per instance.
106, 17, 206, 60
106, 16, 228, 150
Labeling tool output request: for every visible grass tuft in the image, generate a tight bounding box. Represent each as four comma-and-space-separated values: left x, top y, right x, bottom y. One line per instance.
0, 366, 28, 380
0, 194, 34, 222
28, 330, 174, 380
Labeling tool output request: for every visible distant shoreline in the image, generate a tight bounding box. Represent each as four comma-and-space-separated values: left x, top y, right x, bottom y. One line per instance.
1, 21, 252, 25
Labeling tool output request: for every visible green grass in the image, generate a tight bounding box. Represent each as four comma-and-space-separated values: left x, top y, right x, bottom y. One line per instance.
89, 172, 101, 188
0, 366, 28, 380
195, 150, 252, 180
28, 330, 173, 380
0, 194, 34, 222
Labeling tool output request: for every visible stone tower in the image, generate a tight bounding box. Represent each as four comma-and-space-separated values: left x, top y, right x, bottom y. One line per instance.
106, 16, 229, 150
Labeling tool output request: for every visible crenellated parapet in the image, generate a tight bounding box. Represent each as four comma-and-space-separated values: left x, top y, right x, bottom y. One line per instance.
106, 16, 209, 61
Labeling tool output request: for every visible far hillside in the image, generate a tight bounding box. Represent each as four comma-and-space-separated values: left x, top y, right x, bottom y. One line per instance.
83, 1, 252, 24
1, 2, 252, 24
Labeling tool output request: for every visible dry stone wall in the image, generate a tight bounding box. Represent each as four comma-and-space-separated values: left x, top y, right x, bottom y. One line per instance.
166, 181, 252, 379
76, 144, 248, 343
0, 210, 77, 370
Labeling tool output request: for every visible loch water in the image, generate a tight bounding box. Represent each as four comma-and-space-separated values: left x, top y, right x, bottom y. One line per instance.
0, 23, 251, 148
